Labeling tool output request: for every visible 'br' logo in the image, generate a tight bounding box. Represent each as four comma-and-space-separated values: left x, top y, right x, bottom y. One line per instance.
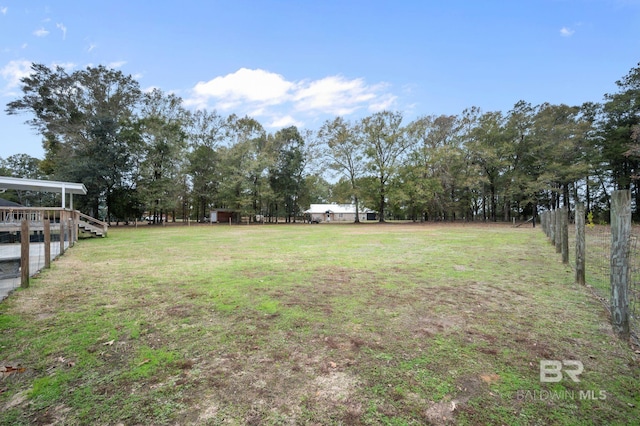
540, 360, 583, 382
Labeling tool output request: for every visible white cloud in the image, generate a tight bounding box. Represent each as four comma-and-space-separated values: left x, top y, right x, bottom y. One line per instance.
192, 68, 294, 107
108, 61, 127, 69
293, 76, 384, 115
56, 23, 67, 40
560, 27, 575, 37
33, 27, 49, 37
268, 115, 304, 128
368, 93, 398, 112
186, 68, 396, 128
87, 43, 96, 52
1, 7, 8, 15
0, 59, 32, 94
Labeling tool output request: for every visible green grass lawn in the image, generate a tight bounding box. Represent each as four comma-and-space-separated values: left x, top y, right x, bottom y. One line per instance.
1, 223, 638, 425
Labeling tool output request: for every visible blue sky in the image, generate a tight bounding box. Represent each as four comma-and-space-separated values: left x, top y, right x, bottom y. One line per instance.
1, 0, 639, 159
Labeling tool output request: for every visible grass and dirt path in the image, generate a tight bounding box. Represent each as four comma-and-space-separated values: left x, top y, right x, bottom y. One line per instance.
0, 223, 638, 425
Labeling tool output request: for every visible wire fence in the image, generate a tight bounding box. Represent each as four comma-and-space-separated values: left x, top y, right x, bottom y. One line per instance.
565, 223, 640, 346
0, 208, 104, 301
0, 225, 69, 301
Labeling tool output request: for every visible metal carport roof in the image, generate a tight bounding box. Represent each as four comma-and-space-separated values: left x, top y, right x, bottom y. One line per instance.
0, 176, 87, 209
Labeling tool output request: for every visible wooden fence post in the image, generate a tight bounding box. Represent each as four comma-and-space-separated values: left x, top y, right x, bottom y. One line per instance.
561, 207, 569, 264
44, 219, 51, 269
555, 208, 562, 253
543, 211, 550, 239
532, 209, 536, 228
69, 217, 74, 247
575, 202, 585, 285
550, 210, 556, 246
21, 219, 29, 288
69, 214, 74, 246
610, 189, 631, 339
60, 212, 66, 256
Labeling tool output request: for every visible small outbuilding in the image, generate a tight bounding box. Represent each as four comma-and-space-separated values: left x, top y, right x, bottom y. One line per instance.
304, 203, 376, 223
209, 209, 240, 223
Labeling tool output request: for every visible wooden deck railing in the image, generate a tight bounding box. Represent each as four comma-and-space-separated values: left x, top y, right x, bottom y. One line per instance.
0, 207, 107, 236
0, 207, 67, 224
0, 207, 106, 291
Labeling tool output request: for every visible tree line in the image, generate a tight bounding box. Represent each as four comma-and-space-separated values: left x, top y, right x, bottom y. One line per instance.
2, 62, 640, 223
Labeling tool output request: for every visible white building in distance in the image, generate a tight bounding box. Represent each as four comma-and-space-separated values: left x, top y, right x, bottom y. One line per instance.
304, 203, 376, 223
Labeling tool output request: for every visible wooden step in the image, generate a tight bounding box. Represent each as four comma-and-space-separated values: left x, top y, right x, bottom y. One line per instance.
78, 220, 105, 237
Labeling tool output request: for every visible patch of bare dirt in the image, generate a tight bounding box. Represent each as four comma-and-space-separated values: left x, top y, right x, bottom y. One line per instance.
314, 371, 358, 402
513, 336, 555, 359
420, 375, 494, 425
2, 389, 28, 411
165, 303, 195, 318
411, 315, 465, 337
196, 402, 219, 423
265, 267, 376, 315
424, 400, 458, 425
178, 330, 367, 424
